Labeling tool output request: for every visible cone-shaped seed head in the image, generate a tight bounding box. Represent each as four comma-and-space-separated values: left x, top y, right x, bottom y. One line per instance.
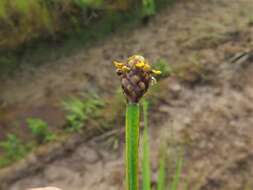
113, 55, 161, 103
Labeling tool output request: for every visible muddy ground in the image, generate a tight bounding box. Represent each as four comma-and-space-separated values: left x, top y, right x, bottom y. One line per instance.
1, 0, 253, 189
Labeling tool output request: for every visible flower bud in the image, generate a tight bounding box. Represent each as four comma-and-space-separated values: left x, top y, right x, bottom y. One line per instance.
114, 55, 161, 103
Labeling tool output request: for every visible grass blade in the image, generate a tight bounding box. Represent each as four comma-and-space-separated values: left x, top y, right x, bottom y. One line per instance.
157, 155, 166, 190
126, 103, 140, 190
183, 177, 189, 190
142, 100, 151, 190
170, 154, 183, 190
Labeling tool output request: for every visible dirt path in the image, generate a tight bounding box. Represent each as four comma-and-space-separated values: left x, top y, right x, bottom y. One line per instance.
2, 0, 253, 189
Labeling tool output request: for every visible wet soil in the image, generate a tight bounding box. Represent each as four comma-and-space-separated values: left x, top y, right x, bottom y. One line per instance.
1, 0, 253, 189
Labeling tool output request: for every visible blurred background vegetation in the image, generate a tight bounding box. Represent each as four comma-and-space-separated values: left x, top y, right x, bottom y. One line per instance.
0, 0, 172, 74
0, 0, 173, 168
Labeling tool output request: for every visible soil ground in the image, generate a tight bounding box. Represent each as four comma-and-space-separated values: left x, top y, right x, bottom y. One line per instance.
1, 0, 253, 189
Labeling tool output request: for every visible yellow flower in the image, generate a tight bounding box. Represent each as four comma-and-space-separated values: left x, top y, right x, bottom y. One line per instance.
113, 55, 162, 103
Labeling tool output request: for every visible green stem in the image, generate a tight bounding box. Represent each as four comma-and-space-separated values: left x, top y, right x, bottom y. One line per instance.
126, 103, 140, 190
142, 100, 151, 190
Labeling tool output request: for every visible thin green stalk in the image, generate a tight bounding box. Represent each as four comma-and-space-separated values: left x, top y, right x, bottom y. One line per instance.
157, 155, 166, 190
126, 103, 140, 190
183, 177, 189, 190
170, 154, 183, 190
142, 100, 151, 190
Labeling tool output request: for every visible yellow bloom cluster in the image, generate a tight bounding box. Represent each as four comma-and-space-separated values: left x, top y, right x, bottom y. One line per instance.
113, 55, 161, 76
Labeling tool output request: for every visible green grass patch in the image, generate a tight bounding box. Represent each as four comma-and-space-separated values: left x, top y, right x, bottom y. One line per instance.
0, 134, 33, 168
27, 118, 55, 144
62, 94, 105, 132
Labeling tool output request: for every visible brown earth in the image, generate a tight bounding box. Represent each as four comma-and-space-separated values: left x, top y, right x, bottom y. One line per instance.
1, 0, 253, 189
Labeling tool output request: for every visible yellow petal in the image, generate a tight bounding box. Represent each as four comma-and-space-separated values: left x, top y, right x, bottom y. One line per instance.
143, 63, 151, 71
113, 61, 124, 69
122, 66, 130, 72
152, 70, 162, 75
135, 61, 145, 68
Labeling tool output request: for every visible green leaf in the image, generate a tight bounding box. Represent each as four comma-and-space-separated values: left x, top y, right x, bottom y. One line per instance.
27, 118, 53, 143
170, 154, 183, 190
0, 134, 28, 164
142, 0, 156, 16
142, 100, 151, 190
62, 95, 104, 132
157, 155, 166, 190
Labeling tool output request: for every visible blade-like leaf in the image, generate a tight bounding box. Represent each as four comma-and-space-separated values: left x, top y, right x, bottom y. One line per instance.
142, 100, 151, 190
170, 154, 183, 190
157, 155, 166, 190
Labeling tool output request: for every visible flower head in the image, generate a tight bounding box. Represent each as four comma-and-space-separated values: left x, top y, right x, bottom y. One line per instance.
113, 55, 161, 103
